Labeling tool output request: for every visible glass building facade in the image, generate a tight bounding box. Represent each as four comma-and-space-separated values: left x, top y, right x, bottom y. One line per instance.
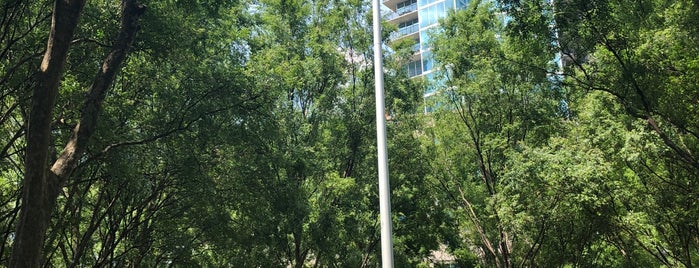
384, 0, 468, 97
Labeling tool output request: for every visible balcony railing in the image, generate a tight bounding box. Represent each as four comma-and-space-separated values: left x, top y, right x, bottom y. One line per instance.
396, 3, 417, 15
397, 23, 418, 38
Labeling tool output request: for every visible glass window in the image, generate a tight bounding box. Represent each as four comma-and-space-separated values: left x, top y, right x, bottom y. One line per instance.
405, 60, 422, 77
420, 2, 447, 28
419, 6, 431, 28
437, 1, 445, 17
456, 0, 468, 8
422, 51, 434, 72
420, 31, 430, 50
398, 18, 417, 29
418, 0, 438, 7
423, 70, 448, 95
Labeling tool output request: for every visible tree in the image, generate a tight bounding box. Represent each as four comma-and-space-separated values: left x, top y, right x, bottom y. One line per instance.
428, 0, 699, 265
10, 0, 145, 266
429, 0, 562, 266
1, 0, 259, 265
543, 0, 698, 265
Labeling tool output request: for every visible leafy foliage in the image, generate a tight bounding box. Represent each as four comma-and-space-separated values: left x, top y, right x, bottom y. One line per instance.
1, 0, 696, 266
426, 0, 699, 266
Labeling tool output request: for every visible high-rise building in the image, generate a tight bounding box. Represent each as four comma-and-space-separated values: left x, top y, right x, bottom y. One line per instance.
383, 0, 469, 97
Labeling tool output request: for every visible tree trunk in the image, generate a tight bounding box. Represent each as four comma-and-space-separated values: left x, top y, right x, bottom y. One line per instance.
9, 0, 86, 266
9, 0, 145, 266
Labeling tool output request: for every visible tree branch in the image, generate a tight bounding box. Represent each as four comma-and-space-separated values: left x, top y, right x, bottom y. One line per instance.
50, 0, 146, 183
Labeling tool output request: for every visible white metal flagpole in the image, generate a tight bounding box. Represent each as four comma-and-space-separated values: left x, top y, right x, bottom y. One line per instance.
371, 0, 394, 266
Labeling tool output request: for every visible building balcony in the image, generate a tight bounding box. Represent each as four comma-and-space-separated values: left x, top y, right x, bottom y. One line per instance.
386, 9, 418, 24
396, 2, 417, 15
390, 29, 420, 42
390, 22, 419, 41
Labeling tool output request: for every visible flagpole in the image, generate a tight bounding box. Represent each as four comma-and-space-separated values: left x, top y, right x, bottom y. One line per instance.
372, 0, 394, 266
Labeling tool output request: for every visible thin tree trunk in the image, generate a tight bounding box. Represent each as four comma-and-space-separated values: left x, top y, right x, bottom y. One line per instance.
457, 184, 501, 268
9, 0, 145, 266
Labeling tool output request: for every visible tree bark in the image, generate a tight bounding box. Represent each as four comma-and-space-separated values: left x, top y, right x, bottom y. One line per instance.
9, 0, 145, 266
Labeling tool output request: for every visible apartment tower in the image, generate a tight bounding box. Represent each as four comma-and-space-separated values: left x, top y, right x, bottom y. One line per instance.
383, 0, 469, 97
